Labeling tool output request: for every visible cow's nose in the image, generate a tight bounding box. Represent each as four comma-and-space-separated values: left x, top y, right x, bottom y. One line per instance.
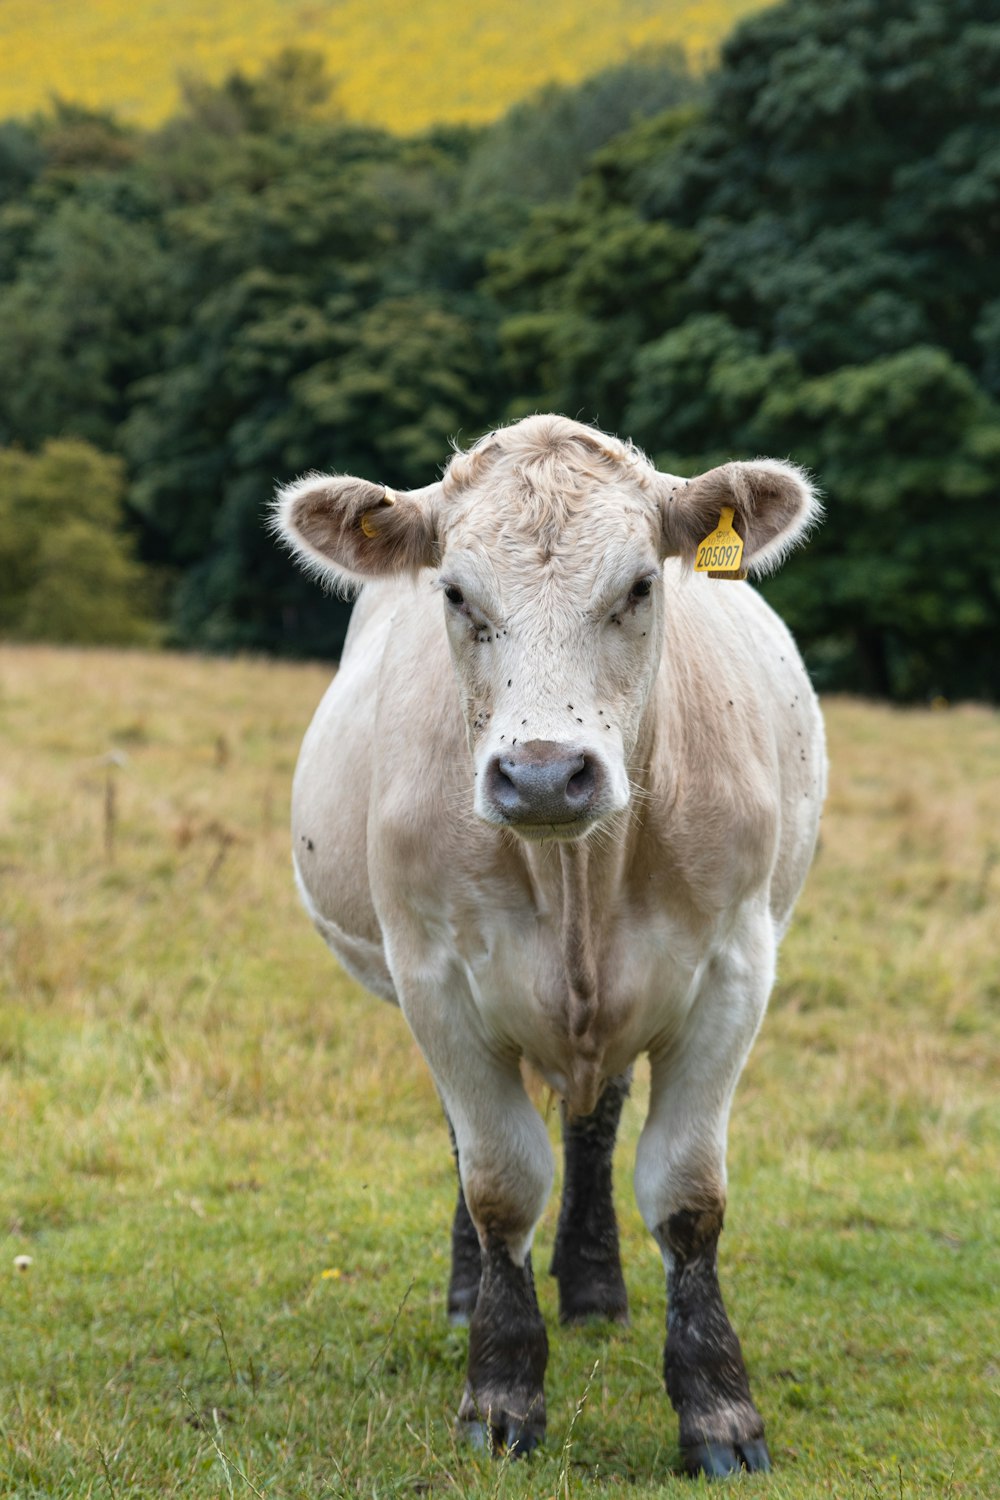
485, 739, 602, 825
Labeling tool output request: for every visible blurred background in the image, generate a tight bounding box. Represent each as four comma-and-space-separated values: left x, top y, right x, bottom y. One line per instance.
1, 0, 998, 700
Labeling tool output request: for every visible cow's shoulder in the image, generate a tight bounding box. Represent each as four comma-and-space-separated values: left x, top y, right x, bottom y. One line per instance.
641, 571, 821, 913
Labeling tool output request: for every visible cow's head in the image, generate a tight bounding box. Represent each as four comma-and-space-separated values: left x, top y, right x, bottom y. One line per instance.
276, 416, 818, 842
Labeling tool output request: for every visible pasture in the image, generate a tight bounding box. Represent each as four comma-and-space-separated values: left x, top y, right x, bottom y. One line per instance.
0, 643, 997, 1497
0, 0, 766, 131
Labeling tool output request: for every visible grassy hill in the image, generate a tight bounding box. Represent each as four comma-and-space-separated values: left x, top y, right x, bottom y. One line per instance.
0, 0, 771, 133
1, 643, 998, 1495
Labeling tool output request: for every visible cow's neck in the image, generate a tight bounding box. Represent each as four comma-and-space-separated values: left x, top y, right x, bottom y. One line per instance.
557, 840, 600, 1116
558, 840, 598, 1039
516, 835, 625, 1118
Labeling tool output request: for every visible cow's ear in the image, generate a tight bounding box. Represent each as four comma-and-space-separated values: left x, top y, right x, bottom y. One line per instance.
274, 473, 440, 592
656, 459, 820, 575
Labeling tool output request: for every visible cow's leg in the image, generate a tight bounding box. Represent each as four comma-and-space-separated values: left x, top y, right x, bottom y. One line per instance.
444, 1112, 482, 1325
634, 927, 774, 1478
451, 1062, 552, 1456
460, 1231, 549, 1456
405, 994, 554, 1456
550, 1069, 631, 1324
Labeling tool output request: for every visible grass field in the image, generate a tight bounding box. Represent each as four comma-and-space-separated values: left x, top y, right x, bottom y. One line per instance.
0, 0, 769, 133
1, 643, 998, 1498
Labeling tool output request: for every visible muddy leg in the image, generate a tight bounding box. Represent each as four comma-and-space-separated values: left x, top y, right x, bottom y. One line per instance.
659, 1204, 770, 1477
410, 1003, 553, 1457
634, 926, 775, 1477
458, 1234, 548, 1455
550, 1070, 631, 1324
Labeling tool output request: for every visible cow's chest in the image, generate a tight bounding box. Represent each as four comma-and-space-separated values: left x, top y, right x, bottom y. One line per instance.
457, 897, 705, 1090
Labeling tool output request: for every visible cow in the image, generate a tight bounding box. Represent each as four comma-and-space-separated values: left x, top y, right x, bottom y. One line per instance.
275, 414, 825, 1478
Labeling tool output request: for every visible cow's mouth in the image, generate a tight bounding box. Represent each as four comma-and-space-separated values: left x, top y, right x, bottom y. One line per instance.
498, 814, 600, 844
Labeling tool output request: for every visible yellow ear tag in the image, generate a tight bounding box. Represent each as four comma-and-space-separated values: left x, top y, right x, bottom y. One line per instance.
694, 505, 746, 580
360, 486, 395, 538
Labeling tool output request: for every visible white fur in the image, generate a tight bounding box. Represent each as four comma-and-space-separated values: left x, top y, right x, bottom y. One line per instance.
285, 416, 826, 1256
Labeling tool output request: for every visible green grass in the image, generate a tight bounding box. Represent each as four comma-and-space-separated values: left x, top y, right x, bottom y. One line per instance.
1, 646, 998, 1497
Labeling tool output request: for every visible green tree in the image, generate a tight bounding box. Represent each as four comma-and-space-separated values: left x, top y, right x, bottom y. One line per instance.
0, 439, 155, 644
656, 0, 1000, 371
0, 186, 172, 451
177, 47, 340, 137
753, 348, 1000, 699
488, 199, 698, 419
461, 48, 700, 206
123, 109, 500, 653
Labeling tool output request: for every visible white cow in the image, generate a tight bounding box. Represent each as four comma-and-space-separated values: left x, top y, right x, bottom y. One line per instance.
276, 415, 825, 1477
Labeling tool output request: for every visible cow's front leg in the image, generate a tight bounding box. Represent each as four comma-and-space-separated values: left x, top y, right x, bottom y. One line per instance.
659, 1201, 770, 1477
405, 988, 554, 1456
451, 1062, 552, 1455
460, 1231, 548, 1455
634, 931, 774, 1477
550, 1070, 631, 1324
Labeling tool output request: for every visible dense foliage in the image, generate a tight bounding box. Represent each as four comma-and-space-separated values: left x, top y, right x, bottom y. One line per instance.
1, 0, 998, 697
0, 439, 154, 644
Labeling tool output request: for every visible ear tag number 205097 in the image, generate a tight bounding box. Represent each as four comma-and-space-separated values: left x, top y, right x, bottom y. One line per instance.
694, 506, 746, 580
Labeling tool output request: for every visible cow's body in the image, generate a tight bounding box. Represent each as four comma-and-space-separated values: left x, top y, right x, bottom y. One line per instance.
278, 416, 825, 1478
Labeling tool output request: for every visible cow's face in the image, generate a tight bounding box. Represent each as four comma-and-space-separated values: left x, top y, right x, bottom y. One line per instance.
433, 462, 663, 839
276, 416, 818, 842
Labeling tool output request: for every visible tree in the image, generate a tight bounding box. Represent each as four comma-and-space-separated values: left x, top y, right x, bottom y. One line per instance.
176, 47, 341, 137
753, 348, 1000, 698
0, 185, 173, 451
461, 48, 700, 205
488, 199, 698, 420
122, 108, 501, 654
0, 439, 155, 644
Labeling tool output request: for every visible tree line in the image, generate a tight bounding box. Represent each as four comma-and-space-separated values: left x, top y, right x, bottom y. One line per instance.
1, 0, 997, 699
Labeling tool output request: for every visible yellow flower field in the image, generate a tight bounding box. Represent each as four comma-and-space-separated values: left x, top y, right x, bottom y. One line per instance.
0, 0, 770, 132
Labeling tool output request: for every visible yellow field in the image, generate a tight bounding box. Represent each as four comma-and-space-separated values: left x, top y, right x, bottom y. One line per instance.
0, 0, 770, 133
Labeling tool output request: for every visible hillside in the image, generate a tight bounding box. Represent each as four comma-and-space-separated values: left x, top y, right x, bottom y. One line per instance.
0, 0, 770, 132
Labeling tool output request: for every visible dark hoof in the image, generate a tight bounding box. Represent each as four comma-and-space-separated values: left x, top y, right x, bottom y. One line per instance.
682, 1438, 772, 1477
555, 1263, 629, 1326
459, 1417, 544, 1458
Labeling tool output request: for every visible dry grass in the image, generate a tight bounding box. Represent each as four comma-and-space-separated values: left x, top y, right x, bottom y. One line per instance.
0, 0, 770, 132
0, 644, 997, 1497
752, 699, 1000, 1155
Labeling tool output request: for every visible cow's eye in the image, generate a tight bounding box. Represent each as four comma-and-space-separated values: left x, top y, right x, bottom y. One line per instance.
629, 576, 654, 602
444, 585, 465, 607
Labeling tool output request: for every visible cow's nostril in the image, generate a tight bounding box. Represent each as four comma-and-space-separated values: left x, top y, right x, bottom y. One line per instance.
486, 756, 523, 816
566, 758, 596, 804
